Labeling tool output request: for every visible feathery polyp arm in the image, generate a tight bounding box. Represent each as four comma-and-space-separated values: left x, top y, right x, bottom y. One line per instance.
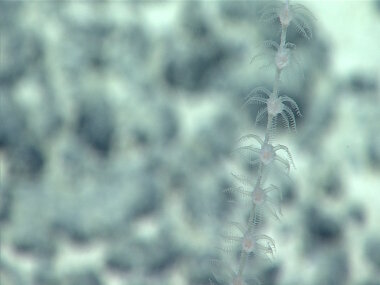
274, 144, 296, 169
238, 134, 264, 146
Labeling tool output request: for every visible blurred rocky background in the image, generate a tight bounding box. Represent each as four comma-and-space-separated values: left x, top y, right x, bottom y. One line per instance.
0, 1, 379, 285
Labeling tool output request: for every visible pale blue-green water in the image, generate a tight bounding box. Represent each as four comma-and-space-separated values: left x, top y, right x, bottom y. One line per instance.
0, 1, 379, 285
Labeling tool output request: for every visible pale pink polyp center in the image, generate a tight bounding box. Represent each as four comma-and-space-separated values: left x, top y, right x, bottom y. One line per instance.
260, 145, 274, 164
232, 277, 246, 285
279, 7, 292, 26
267, 98, 282, 116
253, 189, 264, 205
276, 50, 289, 69
242, 237, 254, 253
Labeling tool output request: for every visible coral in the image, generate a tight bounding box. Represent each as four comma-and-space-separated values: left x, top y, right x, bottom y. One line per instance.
212, 0, 315, 284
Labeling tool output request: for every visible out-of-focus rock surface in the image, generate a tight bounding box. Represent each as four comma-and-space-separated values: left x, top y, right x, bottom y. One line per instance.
0, 1, 379, 285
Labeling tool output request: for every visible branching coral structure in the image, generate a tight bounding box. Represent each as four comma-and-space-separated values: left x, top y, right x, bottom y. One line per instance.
211, 1, 315, 284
